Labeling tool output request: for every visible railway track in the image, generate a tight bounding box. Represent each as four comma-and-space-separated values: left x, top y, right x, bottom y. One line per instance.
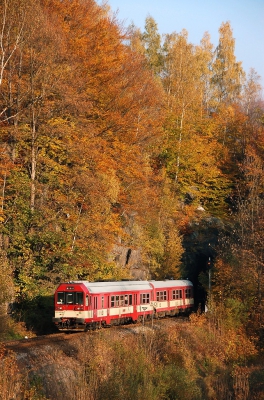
3, 332, 78, 352
3, 315, 190, 353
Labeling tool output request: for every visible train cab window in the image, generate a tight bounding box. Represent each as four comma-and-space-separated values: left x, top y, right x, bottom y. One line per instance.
57, 292, 65, 304
66, 293, 73, 304
172, 290, 182, 300
140, 293, 150, 304
57, 292, 84, 305
76, 292, 83, 305
185, 288, 192, 298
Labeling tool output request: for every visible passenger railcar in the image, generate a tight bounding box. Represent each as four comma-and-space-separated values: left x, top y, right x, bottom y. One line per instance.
52, 279, 194, 331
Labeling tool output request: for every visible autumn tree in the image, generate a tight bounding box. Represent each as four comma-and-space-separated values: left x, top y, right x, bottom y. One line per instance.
0, 0, 26, 107
196, 32, 214, 114
127, 23, 145, 56
212, 98, 264, 339
141, 15, 163, 75
211, 21, 245, 106
0, 0, 30, 227
0, 0, 171, 299
160, 30, 229, 215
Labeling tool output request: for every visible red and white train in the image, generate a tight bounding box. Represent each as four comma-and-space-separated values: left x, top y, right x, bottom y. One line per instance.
53, 279, 194, 331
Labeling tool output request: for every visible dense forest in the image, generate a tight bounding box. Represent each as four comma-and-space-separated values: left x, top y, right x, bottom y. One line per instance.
0, 0, 263, 397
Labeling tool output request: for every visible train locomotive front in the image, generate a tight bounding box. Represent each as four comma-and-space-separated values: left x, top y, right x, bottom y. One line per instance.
52, 281, 89, 331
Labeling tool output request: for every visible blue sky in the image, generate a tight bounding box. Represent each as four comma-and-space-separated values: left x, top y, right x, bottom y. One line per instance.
100, 0, 264, 88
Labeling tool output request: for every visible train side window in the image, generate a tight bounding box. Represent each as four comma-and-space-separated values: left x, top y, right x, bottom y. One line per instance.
66, 293, 73, 304
129, 295, 133, 305
102, 296, 104, 308
140, 293, 150, 304
124, 295, 128, 305
185, 289, 191, 298
94, 297, 98, 309
57, 292, 65, 304
157, 291, 167, 301
111, 296, 115, 307
172, 290, 182, 299
86, 295, 89, 306
120, 295, 124, 306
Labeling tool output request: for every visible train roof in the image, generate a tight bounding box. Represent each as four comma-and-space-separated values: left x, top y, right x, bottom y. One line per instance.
71, 280, 153, 294
149, 280, 193, 289
58, 279, 192, 294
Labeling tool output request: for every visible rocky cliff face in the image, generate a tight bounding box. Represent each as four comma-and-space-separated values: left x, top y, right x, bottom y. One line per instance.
111, 243, 149, 280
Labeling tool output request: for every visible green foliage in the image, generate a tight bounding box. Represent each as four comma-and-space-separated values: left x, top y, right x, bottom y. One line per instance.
12, 295, 55, 334
224, 298, 250, 329
141, 16, 164, 75
211, 22, 245, 105
161, 364, 202, 400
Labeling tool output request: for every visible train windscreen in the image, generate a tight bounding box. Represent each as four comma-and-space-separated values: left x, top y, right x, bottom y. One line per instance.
57, 292, 84, 305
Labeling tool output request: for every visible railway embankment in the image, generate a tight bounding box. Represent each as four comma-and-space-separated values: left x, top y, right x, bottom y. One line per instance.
1, 316, 264, 400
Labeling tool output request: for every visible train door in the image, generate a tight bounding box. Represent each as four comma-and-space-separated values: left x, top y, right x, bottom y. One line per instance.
94, 296, 98, 318
85, 294, 89, 308
134, 293, 138, 319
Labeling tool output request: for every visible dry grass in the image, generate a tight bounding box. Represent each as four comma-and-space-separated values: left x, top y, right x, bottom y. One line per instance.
0, 315, 263, 400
